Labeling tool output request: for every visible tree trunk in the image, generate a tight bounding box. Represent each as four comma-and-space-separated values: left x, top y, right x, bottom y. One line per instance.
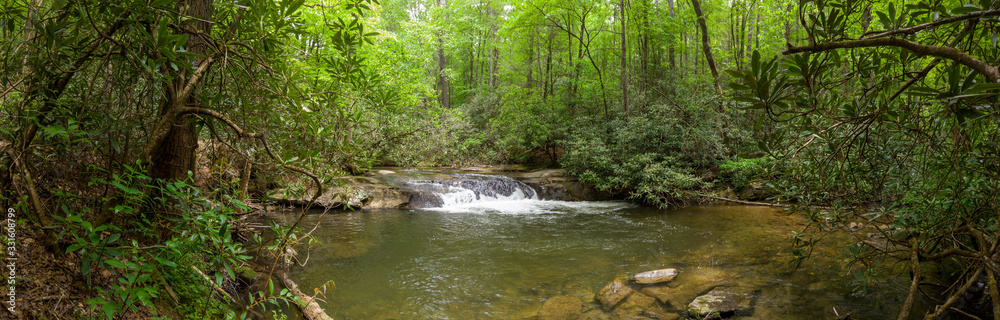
691, 0, 722, 92
151, 0, 212, 181
667, 0, 676, 70
620, 0, 628, 116
435, 0, 450, 108
526, 32, 534, 89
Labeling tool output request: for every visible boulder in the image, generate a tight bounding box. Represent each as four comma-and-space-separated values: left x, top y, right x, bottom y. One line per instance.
596, 279, 634, 308
736, 179, 774, 201
538, 295, 583, 320
687, 287, 756, 319
269, 176, 413, 209
639, 267, 730, 310
509, 169, 613, 201
633, 269, 678, 284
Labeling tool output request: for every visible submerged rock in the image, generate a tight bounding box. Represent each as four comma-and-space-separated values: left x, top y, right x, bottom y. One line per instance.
596, 279, 634, 308
642, 267, 730, 310
638, 284, 671, 306
579, 310, 612, 320
687, 287, 756, 319
615, 291, 674, 319
633, 268, 678, 284
538, 295, 583, 320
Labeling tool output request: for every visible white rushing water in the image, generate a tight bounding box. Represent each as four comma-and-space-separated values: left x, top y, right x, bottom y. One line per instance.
407, 173, 633, 214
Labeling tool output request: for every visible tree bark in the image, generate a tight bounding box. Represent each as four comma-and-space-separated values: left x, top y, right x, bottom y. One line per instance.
435, 0, 450, 108
691, 0, 723, 92
667, 0, 676, 70
784, 37, 1000, 83
620, 0, 628, 116
151, 0, 213, 181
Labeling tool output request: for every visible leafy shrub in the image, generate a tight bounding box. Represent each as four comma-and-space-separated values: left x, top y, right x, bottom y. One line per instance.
54, 163, 298, 319
562, 99, 725, 206
718, 157, 771, 190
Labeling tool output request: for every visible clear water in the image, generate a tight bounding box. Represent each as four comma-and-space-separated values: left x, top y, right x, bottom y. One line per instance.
273, 201, 910, 319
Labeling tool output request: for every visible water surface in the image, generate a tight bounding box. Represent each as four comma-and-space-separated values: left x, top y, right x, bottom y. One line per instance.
274, 200, 909, 319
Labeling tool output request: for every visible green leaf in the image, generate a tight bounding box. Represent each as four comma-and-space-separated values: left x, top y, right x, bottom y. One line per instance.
66, 244, 83, 253
951, 4, 981, 15
287, 0, 305, 16
50, 0, 68, 10
219, 222, 229, 237
155, 257, 177, 268
105, 260, 126, 269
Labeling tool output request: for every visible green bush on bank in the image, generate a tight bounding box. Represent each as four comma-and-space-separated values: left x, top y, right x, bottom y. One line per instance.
718, 157, 772, 191
562, 97, 726, 207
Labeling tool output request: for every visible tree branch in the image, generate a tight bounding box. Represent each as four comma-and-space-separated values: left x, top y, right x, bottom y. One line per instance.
862, 9, 1000, 40
784, 37, 1000, 83
178, 106, 263, 138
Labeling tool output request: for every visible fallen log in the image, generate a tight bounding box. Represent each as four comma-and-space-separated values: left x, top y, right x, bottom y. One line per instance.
695, 193, 787, 207
277, 271, 335, 320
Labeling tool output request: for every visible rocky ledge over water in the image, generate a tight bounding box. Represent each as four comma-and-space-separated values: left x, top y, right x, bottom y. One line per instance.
267, 167, 610, 209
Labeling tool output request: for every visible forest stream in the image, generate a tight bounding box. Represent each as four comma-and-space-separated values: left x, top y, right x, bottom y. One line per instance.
268, 170, 913, 319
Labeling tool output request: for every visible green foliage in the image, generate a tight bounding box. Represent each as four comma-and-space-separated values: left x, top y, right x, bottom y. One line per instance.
52, 163, 280, 319
562, 91, 725, 206
718, 157, 771, 190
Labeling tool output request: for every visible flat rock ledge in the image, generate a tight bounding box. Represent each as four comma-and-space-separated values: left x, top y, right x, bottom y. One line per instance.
269, 176, 412, 209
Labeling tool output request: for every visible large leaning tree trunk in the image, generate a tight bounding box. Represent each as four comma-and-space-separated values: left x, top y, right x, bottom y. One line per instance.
150, 0, 213, 181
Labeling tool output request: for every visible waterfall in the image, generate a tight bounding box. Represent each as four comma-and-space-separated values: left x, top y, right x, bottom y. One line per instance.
405, 174, 538, 208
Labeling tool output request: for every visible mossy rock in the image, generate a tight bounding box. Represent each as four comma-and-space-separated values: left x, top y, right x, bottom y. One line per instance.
236, 265, 258, 282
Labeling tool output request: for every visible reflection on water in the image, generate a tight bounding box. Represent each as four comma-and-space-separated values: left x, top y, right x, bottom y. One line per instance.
273, 202, 909, 319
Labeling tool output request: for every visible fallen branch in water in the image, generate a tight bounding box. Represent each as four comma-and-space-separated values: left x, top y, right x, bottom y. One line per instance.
278, 271, 335, 320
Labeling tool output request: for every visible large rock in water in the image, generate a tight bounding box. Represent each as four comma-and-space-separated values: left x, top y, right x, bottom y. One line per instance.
687, 287, 756, 319
538, 295, 583, 320
633, 268, 678, 284
508, 169, 612, 201
658, 267, 730, 309
269, 176, 413, 209
596, 279, 634, 308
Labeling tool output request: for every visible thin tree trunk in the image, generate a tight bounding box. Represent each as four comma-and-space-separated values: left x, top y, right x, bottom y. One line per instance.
435, 0, 450, 107
526, 32, 534, 89
620, 0, 628, 116
667, 0, 676, 70
691, 0, 723, 92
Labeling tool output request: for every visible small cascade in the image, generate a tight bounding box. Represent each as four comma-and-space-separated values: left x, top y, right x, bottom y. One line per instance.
405, 174, 538, 208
